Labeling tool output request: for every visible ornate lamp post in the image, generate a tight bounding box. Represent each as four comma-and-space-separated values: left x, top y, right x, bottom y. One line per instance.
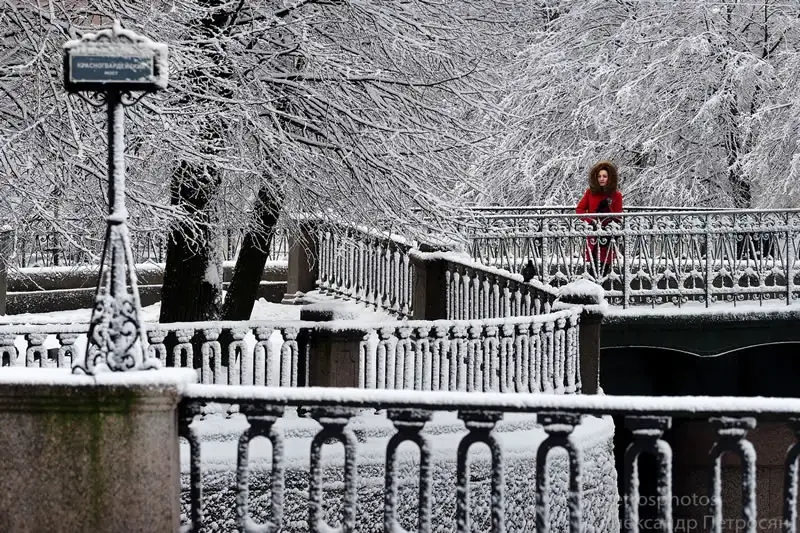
63, 20, 167, 374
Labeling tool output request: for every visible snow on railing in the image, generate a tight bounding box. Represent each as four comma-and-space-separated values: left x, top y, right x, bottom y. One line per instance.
317, 225, 559, 320
178, 386, 800, 533
433, 251, 558, 319
317, 225, 414, 317
0, 306, 582, 394
464, 208, 800, 308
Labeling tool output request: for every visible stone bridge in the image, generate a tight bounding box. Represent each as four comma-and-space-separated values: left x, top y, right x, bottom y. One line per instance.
2, 208, 800, 531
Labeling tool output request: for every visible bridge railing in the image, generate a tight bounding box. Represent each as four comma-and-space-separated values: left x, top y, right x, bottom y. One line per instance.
179, 386, 800, 533
317, 225, 414, 317
0, 306, 583, 394
464, 208, 800, 308
315, 224, 560, 320
9, 217, 289, 267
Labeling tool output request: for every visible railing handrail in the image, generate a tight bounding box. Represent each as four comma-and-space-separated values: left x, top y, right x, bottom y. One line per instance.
0, 307, 579, 335
453, 205, 729, 212
458, 207, 800, 221
182, 384, 800, 417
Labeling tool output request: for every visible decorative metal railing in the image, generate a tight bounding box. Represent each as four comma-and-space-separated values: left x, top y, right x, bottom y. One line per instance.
178, 387, 800, 533
0, 307, 581, 393
10, 218, 289, 267
465, 209, 800, 308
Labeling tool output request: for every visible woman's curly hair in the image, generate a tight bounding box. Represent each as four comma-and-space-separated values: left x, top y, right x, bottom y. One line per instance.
588, 160, 619, 194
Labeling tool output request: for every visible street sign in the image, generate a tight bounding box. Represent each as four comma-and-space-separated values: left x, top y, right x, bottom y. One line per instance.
63, 21, 167, 93
69, 53, 154, 84
63, 20, 167, 374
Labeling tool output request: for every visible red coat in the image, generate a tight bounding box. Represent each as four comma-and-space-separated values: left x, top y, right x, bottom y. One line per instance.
576, 189, 623, 220
576, 189, 623, 264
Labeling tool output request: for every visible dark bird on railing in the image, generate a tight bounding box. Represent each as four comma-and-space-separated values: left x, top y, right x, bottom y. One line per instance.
521, 259, 536, 282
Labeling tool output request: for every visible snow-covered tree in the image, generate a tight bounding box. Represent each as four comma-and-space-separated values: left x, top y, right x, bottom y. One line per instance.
1, 0, 537, 320
478, 0, 800, 209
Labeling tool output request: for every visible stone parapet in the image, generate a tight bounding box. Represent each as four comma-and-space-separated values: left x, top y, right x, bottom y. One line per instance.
0, 368, 194, 533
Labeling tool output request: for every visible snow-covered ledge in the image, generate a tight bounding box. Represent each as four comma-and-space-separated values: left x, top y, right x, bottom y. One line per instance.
554, 280, 608, 394
0, 367, 195, 532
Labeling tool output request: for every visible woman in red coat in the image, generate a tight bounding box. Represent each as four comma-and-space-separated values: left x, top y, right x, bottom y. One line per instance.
576, 160, 623, 276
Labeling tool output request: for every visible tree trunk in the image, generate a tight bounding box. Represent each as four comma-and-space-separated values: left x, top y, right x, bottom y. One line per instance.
726, 102, 751, 209
159, 161, 223, 323
222, 186, 281, 320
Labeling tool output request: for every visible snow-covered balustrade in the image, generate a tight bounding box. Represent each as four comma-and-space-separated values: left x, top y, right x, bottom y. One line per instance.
317, 225, 414, 317
314, 223, 560, 321
0, 321, 306, 386
433, 251, 558, 320
465, 208, 800, 308
178, 387, 800, 533
360, 309, 581, 393
0, 306, 583, 394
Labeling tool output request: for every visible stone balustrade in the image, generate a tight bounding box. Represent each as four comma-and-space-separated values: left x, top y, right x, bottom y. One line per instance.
0, 305, 586, 394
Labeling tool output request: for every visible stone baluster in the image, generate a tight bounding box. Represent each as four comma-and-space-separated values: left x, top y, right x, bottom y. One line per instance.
384, 410, 433, 533
503, 324, 534, 392
308, 407, 359, 533
355, 240, 365, 303
200, 327, 221, 385
400, 252, 411, 318
623, 416, 673, 533
317, 230, 330, 293
365, 240, 376, 308
146, 328, 167, 365
431, 325, 448, 391
25, 333, 46, 368
382, 242, 393, 310
536, 413, 582, 533
396, 326, 414, 389
236, 404, 285, 531
56, 333, 78, 368
281, 327, 299, 387
173, 328, 194, 369
541, 321, 555, 394
227, 327, 248, 386
484, 325, 500, 392
390, 246, 401, 314
413, 326, 431, 391
451, 324, 468, 392
553, 317, 566, 394
253, 326, 273, 386
565, 312, 580, 394
0, 333, 17, 366
456, 411, 504, 533
708, 417, 757, 533
499, 323, 515, 393
358, 331, 371, 389
479, 273, 489, 319
376, 327, 394, 389
343, 231, 353, 299
530, 322, 543, 393
466, 324, 482, 392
